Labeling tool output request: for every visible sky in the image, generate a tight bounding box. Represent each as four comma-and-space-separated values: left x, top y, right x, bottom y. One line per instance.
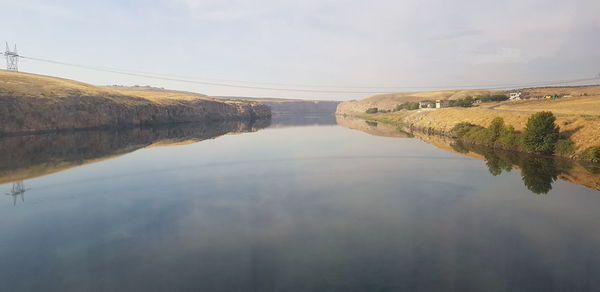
1, 0, 600, 100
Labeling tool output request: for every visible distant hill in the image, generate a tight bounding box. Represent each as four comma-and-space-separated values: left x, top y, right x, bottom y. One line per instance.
0, 70, 270, 135
213, 96, 340, 115
337, 89, 500, 114
337, 86, 600, 114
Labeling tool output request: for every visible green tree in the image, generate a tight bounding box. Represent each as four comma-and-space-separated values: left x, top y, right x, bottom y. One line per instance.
496, 125, 518, 149
365, 107, 378, 114
487, 117, 505, 143
522, 112, 560, 154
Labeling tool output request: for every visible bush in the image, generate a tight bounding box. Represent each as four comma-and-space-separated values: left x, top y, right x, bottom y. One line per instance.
474, 94, 509, 103
554, 139, 577, 157
365, 107, 378, 114
488, 117, 505, 142
451, 122, 477, 138
394, 102, 420, 111
522, 112, 560, 154
451, 96, 475, 107
496, 125, 519, 149
580, 146, 600, 162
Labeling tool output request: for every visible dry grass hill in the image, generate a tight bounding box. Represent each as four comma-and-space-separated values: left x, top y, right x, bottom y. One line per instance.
337, 85, 600, 155
0, 70, 270, 134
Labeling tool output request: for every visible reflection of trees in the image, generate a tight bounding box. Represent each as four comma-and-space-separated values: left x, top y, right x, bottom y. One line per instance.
5, 181, 26, 206
451, 142, 570, 195
520, 157, 561, 194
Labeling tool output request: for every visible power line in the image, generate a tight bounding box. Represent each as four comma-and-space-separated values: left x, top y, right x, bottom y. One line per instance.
18, 54, 600, 94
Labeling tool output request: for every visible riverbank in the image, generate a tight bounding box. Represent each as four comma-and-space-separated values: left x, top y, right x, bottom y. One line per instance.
337, 92, 600, 160
336, 116, 600, 192
0, 70, 271, 135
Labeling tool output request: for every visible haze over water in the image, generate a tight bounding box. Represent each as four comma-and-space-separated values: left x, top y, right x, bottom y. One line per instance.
0, 117, 599, 291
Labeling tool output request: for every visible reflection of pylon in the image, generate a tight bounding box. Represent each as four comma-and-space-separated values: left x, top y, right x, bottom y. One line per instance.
6, 181, 26, 206
4, 42, 19, 71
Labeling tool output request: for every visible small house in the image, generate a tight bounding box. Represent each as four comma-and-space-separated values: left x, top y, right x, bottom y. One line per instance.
419, 101, 434, 109
509, 92, 522, 100
435, 99, 450, 108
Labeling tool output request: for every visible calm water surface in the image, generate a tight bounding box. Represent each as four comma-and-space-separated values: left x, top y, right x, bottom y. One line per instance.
1, 117, 599, 291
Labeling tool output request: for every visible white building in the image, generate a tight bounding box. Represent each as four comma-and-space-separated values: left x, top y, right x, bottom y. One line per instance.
419, 101, 434, 109
436, 100, 450, 108
509, 92, 522, 100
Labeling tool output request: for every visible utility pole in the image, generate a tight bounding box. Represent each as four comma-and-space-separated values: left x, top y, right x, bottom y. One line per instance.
4, 42, 19, 71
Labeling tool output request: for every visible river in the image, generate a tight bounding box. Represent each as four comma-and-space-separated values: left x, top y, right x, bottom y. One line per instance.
0, 115, 599, 291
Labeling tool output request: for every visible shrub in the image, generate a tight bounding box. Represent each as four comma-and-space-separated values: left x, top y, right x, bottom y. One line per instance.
394, 102, 420, 111
522, 111, 560, 154
451, 96, 475, 107
580, 146, 600, 162
496, 125, 519, 149
554, 139, 577, 157
488, 117, 505, 142
451, 122, 477, 138
365, 107, 378, 114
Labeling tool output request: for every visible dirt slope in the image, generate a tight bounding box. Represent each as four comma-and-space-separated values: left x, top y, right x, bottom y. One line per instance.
0, 70, 270, 134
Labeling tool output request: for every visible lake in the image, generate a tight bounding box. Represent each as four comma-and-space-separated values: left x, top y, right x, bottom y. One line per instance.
1, 115, 599, 291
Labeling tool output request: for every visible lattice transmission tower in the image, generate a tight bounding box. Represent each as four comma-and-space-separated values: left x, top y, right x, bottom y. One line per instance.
4, 42, 19, 71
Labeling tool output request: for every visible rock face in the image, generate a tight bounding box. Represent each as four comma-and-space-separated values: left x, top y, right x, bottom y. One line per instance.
0, 71, 271, 135
0, 95, 270, 135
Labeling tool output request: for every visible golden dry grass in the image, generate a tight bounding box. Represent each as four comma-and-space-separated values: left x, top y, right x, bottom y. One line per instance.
0, 70, 223, 105
343, 93, 600, 152
0, 70, 115, 98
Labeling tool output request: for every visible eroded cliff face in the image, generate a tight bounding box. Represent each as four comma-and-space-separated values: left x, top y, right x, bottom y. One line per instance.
0, 95, 270, 135
0, 70, 271, 135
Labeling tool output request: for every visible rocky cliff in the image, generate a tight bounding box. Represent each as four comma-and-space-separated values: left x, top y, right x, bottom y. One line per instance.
0, 70, 271, 135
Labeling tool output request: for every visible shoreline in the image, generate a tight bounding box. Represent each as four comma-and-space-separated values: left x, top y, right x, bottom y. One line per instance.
338, 112, 600, 163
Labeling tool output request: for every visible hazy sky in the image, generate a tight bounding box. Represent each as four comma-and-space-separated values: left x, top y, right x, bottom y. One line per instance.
2, 0, 599, 100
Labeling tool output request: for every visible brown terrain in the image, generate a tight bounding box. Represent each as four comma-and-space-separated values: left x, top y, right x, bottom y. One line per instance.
0, 70, 270, 135
337, 85, 600, 153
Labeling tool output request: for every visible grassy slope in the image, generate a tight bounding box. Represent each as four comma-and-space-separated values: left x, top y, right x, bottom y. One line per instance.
338, 86, 600, 153
0, 70, 248, 105
337, 89, 500, 113
0, 70, 270, 134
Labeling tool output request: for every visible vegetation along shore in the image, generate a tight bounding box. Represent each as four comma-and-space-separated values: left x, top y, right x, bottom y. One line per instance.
336, 86, 600, 162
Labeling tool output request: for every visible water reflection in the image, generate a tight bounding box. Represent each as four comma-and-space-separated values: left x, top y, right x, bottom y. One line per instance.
269, 113, 337, 127
1, 119, 600, 291
0, 119, 270, 185
337, 116, 600, 193
451, 142, 568, 194
4, 181, 26, 206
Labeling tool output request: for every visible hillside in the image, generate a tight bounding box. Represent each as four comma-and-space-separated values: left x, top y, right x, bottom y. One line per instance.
337, 85, 600, 155
0, 70, 270, 135
214, 96, 340, 115
337, 89, 500, 114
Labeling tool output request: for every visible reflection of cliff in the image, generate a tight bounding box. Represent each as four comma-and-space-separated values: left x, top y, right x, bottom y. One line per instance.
264, 100, 340, 114
0, 119, 270, 184
270, 113, 337, 127
336, 115, 411, 138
